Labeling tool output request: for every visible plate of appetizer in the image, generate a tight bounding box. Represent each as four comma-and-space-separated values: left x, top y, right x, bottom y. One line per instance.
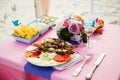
24, 38, 78, 67
12, 24, 40, 44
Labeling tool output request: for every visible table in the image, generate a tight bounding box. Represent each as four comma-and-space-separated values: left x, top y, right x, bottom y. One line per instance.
0, 24, 120, 80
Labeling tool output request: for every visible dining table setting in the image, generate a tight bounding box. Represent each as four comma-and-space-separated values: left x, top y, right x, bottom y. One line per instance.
0, 14, 120, 80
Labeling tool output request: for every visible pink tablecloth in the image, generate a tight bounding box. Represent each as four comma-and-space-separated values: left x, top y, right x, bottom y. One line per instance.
0, 24, 120, 80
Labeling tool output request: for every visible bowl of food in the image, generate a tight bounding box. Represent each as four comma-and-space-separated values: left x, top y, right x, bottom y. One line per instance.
12, 24, 40, 44
38, 15, 57, 24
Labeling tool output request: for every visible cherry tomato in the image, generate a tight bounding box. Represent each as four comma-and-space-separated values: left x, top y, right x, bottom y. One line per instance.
25, 51, 40, 58
32, 51, 40, 58
54, 54, 71, 62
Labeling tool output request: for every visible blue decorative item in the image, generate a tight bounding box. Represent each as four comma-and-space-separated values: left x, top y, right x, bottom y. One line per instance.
84, 19, 95, 28
12, 20, 21, 26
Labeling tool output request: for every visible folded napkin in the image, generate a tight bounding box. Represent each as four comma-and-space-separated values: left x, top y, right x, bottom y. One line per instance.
53, 53, 83, 70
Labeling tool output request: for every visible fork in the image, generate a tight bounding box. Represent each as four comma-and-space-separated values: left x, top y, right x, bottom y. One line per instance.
72, 54, 92, 77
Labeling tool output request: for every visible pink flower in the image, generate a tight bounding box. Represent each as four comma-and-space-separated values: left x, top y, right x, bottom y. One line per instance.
63, 19, 70, 27
68, 23, 80, 35
95, 18, 98, 23
78, 23, 83, 29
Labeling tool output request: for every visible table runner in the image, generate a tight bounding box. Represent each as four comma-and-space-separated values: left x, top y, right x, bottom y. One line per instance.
24, 62, 55, 80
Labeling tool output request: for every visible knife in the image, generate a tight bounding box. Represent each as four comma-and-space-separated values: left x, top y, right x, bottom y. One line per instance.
86, 52, 106, 80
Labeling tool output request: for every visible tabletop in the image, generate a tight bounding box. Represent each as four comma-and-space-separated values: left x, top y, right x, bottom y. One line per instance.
0, 24, 120, 80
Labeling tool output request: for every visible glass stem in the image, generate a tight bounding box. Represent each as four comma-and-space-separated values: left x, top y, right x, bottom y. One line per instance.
87, 35, 92, 47
88, 35, 90, 46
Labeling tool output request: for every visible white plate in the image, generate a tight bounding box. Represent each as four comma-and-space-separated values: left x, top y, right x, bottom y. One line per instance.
25, 52, 76, 67
24, 38, 78, 67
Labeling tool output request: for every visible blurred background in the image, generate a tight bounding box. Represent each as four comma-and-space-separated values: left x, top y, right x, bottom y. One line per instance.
0, 0, 120, 41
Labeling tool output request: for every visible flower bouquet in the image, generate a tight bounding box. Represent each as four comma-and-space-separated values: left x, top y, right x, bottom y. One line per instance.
56, 13, 105, 45
56, 15, 87, 45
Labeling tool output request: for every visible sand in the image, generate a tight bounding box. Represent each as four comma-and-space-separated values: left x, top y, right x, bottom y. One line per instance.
0, 0, 120, 41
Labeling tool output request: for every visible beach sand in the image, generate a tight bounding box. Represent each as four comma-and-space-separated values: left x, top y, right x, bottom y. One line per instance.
0, 0, 120, 41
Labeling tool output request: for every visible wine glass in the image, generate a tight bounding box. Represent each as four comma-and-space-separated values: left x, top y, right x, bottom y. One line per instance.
84, 26, 95, 47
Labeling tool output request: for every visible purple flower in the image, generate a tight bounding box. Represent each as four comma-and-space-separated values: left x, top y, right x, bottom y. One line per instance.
68, 23, 80, 35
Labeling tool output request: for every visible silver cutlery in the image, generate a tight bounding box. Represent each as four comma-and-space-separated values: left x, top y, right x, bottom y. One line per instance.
72, 54, 93, 77
86, 52, 106, 80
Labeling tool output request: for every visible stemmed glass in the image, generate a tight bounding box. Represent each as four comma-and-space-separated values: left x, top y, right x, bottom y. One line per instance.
84, 26, 95, 47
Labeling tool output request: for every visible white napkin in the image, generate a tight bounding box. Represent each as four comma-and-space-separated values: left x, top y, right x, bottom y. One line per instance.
53, 53, 83, 70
